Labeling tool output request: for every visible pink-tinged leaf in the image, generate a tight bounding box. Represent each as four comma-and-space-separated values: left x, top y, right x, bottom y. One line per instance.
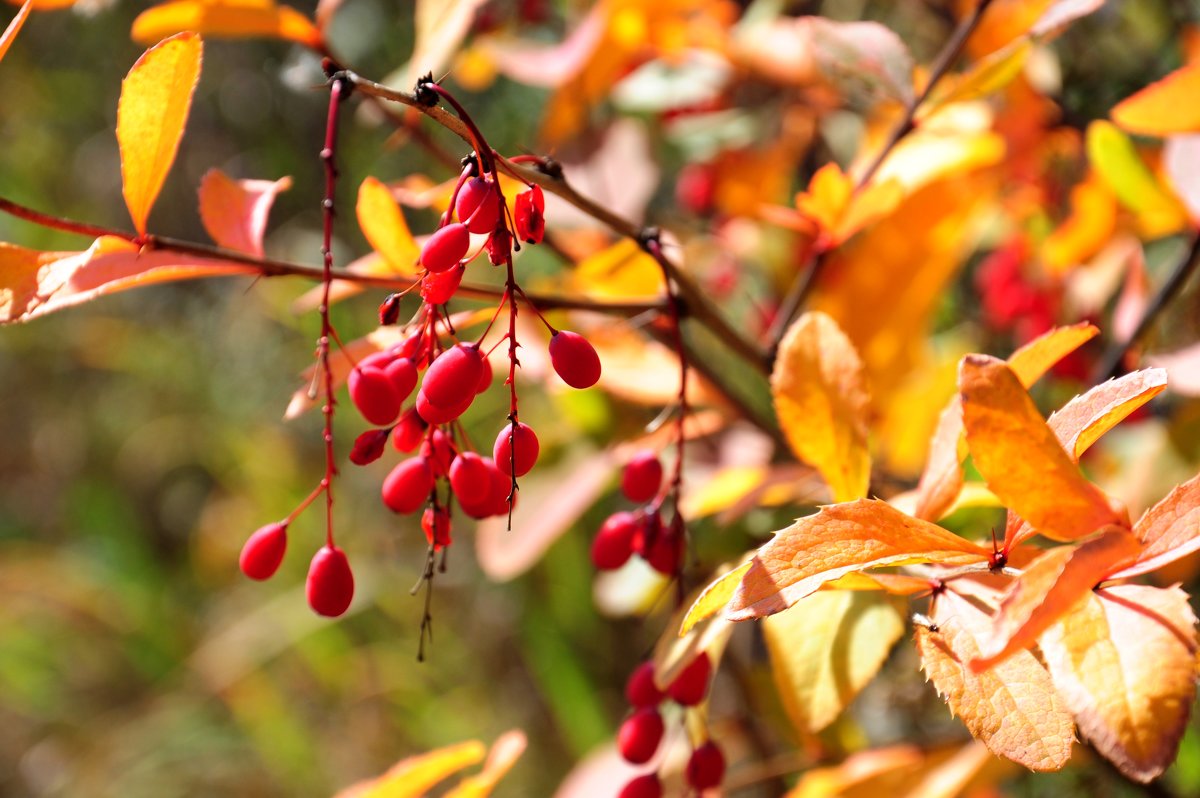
809, 18, 914, 106
198, 169, 291, 258
1047, 369, 1168, 460
960, 355, 1122, 544
1041, 584, 1197, 782
0, 237, 256, 325
725, 499, 989, 621
1164, 134, 1200, 224
1110, 473, 1200, 579
1112, 247, 1149, 344
917, 589, 1075, 771
1030, 0, 1106, 39
969, 526, 1142, 672
483, 3, 606, 88
0, 0, 30, 64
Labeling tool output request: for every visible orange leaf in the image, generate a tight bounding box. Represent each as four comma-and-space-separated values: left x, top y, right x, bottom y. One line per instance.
3, 0, 74, 7
356, 177, 421, 276
795, 163, 852, 237
1041, 172, 1119, 274
1040, 585, 1197, 782
117, 32, 203, 236
679, 562, 752, 636
1046, 368, 1169, 461
772, 312, 871, 503
969, 526, 1142, 672
1004, 321, 1099, 384
0, 237, 256, 325
916, 589, 1075, 771
725, 500, 988, 621
131, 0, 321, 48
0, 0, 30, 64
442, 730, 527, 798
333, 740, 486, 798
198, 169, 292, 258
1111, 474, 1200, 579
959, 354, 1121, 543
1112, 62, 1200, 136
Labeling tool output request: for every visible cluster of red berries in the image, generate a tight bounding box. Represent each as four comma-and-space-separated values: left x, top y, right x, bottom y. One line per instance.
617, 654, 725, 796
591, 451, 684, 576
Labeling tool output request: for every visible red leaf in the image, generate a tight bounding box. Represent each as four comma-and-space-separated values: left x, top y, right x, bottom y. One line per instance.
198, 169, 292, 258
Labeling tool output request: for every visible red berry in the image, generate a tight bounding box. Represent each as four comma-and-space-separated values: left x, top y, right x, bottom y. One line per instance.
449, 451, 490, 506
676, 162, 716, 215
398, 332, 428, 365
625, 661, 664, 708
382, 457, 434, 513
349, 366, 401, 426
422, 264, 464, 305
392, 407, 426, 452
685, 741, 726, 790
644, 518, 683, 576
349, 428, 390, 466
668, 652, 712, 706
591, 511, 638, 570
617, 708, 664, 764
239, 522, 288, 580
422, 506, 452, 549
514, 185, 545, 244
493, 422, 539, 477
548, 330, 601, 389
420, 428, 456, 477
416, 389, 474, 424
420, 223, 470, 273
621, 451, 663, 503
462, 458, 512, 518
422, 343, 485, 407
384, 357, 418, 401
618, 774, 662, 798
378, 293, 402, 325
455, 177, 500, 234
632, 509, 661, 558
306, 545, 354, 617
476, 355, 494, 394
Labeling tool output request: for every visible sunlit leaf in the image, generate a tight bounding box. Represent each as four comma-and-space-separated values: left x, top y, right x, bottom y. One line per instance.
333, 740, 487, 798
763, 590, 904, 734
1110, 473, 1200, 579
1112, 62, 1200, 136
1046, 368, 1168, 460
969, 526, 1142, 671
792, 163, 901, 246
1086, 121, 1187, 237
0, 0, 30, 64
117, 32, 203, 237
1041, 171, 1119, 274
1029, 0, 1105, 38
0, 237, 256, 325
132, 0, 321, 47
356, 176, 421, 276
571, 238, 663, 300
198, 169, 292, 258
725, 500, 988, 621
404, 0, 488, 88
680, 561, 751, 636
1041, 585, 1197, 782
443, 730, 527, 798
654, 576, 736, 689
1005, 322, 1100, 384
926, 38, 1031, 112
916, 589, 1074, 771
959, 355, 1121, 544
772, 312, 871, 503
783, 745, 930, 798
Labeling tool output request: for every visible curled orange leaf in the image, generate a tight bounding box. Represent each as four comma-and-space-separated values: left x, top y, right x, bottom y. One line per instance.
1110, 473, 1200, 579
198, 169, 292, 258
1047, 368, 1169, 461
132, 0, 322, 48
1112, 62, 1200, 136
117, 32, 203, 237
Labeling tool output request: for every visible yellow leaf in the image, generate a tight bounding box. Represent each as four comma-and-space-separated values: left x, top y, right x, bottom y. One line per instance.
572, 238, 664, 300
0, 0, 30, 64
1041, 172, 1119, 274
679, 561, 751, 636
198, 169, 292, 258
796, 163, 852, 236
969, 526, 1142, 671
821, 571, 935, 596
926, 38, 1032, 112
443, 730, 527, 798
783, 745, 925, 798
772, 312, 871, 502
132, 0, 321, 48
1047, 368, 1168, 460
1041, 585, 1197, 782
356, 177, 421, 276
726, 500, 988, 621
1111, 473, 1200, 579
654, 575, 736, 689
117, 32, 203, 237
959, 355, 1122, 543
763, 590, 904, 734
332, 740, 486, 798
1005, 322, 1099, 385
916, 589, 1075, 771
1112, 62, 1200, 136
1086, 121, 1187, 238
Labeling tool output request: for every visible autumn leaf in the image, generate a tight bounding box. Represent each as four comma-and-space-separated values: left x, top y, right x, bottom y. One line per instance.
1041, 171, 1119, 273
772, 312, 871, 503
1046, 368, 1168, 461
198, 169, 292, 258
1040, 585, 1197, 782
117, 32, 203, 237
790, 163, 902, 246
0, 0, 30, 64
571, 238, 664, 300
925, 38, 1032, 113
356, 177, 421, 276
131, 0, 321, 48
916, 589, 1075, 771
809, 18, 914, 107
763, 590, 904, 734
679, 561, 751, 636
1086, 121, 1187, 238
959, 355, 1121, 543
725, 500, 988, 621
1110, 473, 1200, 579
332, 739, 486, 798
1112, 62, 1200, 136
654, 576, 736, 690
1005, 322, 1099, 385
442, 730, 527, 798
969, 526, 1142, 672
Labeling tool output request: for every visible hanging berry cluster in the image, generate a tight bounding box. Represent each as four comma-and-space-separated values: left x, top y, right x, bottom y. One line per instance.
592, 450, 686, 577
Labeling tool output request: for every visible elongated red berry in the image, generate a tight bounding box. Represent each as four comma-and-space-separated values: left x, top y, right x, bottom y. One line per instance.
591, 511, 638, 570
449, 451, 490, 506
385, 357, 418, 401
416, 389, 473, 424
422, 506, 452, 549
392, 407, 425, 452
476, 356, 493, 394
378, 293, 402, 325
548, 330, 601, 389
617, 708, 664, 764
422, 264, 464, 305
514, 184, 545, 244
349, 366, 401, 426
685, 741, 725, 790
459, 458, 512, 519
421, 223, 470, 273
422, 343, 485, 407
625, 661, 664, 708
668, 652, 712, 706
621, 450, 663, 503
240, 522, 288, 580
382, 457, 434, 514
306, 545, 354, 617
618, 774, 662, 798
644, 519, 682, 576
493, 422, 539, 477
455, 177, 500, 234
420, 428, 456, 477
349, 428, 390, 466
